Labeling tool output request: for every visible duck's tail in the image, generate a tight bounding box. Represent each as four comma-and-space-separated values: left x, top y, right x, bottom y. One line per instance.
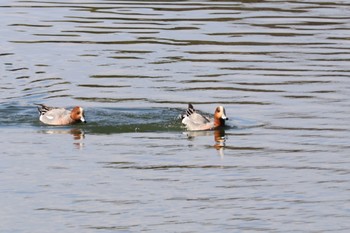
35, 104, 55, 116
185, 103, 195, 117
180, 103, 196, 120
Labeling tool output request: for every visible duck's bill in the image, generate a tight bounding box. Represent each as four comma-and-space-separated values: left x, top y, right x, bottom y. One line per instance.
221, 114, 228, 120
80, 116, 87, 123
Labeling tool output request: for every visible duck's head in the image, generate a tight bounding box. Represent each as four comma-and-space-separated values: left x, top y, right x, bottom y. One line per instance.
214, 106, 228, 127
71, 106, 87, 123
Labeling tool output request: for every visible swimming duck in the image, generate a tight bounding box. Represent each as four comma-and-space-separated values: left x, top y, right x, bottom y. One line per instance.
36, 104, 86, 126
181, 104, 228, 131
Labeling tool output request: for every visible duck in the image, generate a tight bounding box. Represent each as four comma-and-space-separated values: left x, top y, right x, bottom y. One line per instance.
181, 104, 228, 131
36, 104, 86, 126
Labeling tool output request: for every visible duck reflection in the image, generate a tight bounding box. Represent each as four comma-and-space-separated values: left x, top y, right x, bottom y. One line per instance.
185, 129, 227, 157
38, 128, 85, 149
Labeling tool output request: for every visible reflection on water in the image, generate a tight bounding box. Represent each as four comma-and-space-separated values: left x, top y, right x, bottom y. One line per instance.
39, 128, 85, 140
38, 128, 85, 149
1, 0, 350, 232
185, 129, 227, 157
213, 129, 226, 156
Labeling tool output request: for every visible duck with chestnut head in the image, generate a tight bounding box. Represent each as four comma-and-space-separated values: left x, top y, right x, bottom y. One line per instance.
36, 104, 86, 126
181, 104, 228, 131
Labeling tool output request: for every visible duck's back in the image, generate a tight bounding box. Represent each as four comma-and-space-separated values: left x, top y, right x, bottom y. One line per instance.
40, 108, 71, 125
182, 112, 214, 131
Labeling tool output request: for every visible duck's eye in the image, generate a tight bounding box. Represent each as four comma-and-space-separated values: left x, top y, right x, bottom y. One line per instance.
216, 108, 220, 113
77, 111, 81, 115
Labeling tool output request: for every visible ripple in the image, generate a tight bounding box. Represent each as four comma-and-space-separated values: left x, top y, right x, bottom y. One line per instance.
180, 86, 284, 93
77, 84, 130, 88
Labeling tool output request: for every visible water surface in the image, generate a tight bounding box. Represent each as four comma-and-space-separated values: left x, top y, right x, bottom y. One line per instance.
1, 0, 350, 232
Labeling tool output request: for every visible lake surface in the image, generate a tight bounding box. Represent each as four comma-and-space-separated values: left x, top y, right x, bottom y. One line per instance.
1, 0, 350, 232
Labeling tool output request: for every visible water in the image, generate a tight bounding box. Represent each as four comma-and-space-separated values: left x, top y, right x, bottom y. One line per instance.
1, 0, 350, 232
